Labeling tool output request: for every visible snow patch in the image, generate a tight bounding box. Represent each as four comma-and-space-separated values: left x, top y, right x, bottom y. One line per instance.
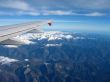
46, 44, 62, 47
0, 56, 19, 65
13, 31, 73, 44
65, 35, 73, 39
14, 35, 35, 44
74, 37, 85, 40
24, 59, 29, 62
4, 45, 18, 48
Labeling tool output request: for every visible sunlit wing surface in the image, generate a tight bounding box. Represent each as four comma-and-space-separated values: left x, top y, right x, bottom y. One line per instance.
0, 20, 52, 45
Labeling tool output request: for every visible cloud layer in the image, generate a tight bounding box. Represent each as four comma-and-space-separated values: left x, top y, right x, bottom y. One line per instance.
0, 0, 109, 16
0, 0, 34, 11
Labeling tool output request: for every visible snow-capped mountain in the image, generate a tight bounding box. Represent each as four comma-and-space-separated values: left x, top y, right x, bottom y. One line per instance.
0, 56, 18, 65
0, 31, 109, 82
13, 31, 73, 44
3, 31, 91, 48
45, 43, 62, 47
3, 31, 96, 49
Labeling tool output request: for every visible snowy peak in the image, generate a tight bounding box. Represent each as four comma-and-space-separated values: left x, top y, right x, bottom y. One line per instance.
0, 56, 18, 65
3, 31, 94, 48
46, 43, 62, 47
13, 31, 73, 44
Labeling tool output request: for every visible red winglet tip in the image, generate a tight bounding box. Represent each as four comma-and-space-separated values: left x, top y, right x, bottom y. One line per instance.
48, 22, 52, 26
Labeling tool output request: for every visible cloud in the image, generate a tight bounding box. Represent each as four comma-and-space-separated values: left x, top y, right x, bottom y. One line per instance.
16, 10, 105, 17
42, 10, 73, 15
15, 10, 73, 16
0, 10, 73, 16
0, 11, 40, 16
0, 8, 106, 17
16, 11, 40, 16
72, 0, 110, 9
15, 10, 107, 17
0, 0, 34, 11
28, 0, 110, 10
0, 0, 109, 17
84, 12, 106, 16
54, 20, 81, 23
0, 10, 106, 17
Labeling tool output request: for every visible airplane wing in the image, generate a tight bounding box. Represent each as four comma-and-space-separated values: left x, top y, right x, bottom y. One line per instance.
0, 20, 52, 45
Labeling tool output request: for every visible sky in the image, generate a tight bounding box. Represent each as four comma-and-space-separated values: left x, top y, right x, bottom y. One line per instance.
0, 0, 110, 33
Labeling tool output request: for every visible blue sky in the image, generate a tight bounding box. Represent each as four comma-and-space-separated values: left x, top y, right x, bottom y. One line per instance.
0, 0, 110, 33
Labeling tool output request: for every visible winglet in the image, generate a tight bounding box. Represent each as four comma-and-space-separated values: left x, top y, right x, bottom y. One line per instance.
48, 20, 53, 26
48, 22, 52, 26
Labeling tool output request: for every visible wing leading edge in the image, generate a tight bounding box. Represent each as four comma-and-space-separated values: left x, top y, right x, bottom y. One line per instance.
0, 20, 52, 45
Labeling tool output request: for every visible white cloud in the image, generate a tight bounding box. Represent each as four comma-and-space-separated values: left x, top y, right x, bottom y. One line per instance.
0, 10, 74, 16
0, 0, 109, 16
42, 10, 73, 15
45, 44, 62, 47
41, 10, 106, 16
69, 12, 106, 16
16, 11, 40, 16
54, 20, 81, 23
0, 0, 35, 11
0, 10, 106, 17
84, 12, 105, 16
0, 11, 40, 16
